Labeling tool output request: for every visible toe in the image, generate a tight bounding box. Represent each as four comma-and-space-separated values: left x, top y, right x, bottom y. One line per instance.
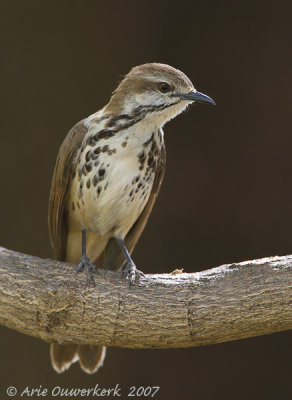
122, 262, 145, 287
76, 263, 84, 275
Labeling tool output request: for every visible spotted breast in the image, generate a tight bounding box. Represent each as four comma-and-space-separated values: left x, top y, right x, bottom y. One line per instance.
66, 117, 163, 263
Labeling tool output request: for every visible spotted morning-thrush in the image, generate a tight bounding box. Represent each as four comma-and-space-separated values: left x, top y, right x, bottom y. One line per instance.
48, 63, 215, 373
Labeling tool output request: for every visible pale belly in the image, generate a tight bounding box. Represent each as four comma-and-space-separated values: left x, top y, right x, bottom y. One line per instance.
67, 151, 154, 240
65, 125, 161, 264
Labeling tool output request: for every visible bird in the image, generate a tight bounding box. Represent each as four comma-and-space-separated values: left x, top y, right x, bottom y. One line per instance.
48, 62, 215, 374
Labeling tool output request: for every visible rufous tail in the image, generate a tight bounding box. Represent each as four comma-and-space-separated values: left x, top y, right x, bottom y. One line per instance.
50, 343, 106, 374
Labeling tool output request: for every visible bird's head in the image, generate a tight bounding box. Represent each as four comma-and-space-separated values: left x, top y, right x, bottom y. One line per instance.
106, 63, 215, 127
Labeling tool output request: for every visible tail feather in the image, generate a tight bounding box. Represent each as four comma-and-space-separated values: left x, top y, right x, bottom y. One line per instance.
78, 345, 106, 374
50, 343, 78, 373
50, 343, 106, 374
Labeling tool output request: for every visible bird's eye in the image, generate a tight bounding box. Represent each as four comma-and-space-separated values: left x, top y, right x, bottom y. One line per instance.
159, 82, 171, 93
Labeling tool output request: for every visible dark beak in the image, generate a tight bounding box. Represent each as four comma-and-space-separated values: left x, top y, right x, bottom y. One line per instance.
177, 90, 215, 105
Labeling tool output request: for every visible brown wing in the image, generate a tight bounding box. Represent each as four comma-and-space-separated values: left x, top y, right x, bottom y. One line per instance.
104, 142, 166, 270
126, 142, 166, 253
48, 121, 88, 261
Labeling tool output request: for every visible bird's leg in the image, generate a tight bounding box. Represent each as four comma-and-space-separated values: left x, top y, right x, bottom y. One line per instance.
116, 237, 145, 287
76, 229, 98, 285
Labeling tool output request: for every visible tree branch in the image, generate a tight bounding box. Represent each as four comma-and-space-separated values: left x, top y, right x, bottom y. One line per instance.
0, 246, 291, 348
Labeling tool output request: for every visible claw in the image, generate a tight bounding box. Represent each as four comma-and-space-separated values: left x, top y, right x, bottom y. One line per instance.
122, 262, 145, 287
76, 255, 98, 286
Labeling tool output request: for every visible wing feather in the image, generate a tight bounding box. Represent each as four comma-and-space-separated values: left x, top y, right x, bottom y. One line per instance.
104, 142, 166, 270
126, 142, 166, 253
48, 121, 88, 261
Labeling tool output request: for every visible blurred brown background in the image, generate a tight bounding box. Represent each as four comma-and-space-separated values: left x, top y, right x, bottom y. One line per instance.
0, 1, 291, 399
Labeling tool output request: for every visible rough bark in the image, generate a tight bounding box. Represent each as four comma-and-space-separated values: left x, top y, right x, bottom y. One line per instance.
0, 246, 291, 348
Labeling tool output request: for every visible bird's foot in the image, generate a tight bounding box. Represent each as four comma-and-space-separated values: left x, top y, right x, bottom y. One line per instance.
76, 255, 98, 286
122, 261, 145, 287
